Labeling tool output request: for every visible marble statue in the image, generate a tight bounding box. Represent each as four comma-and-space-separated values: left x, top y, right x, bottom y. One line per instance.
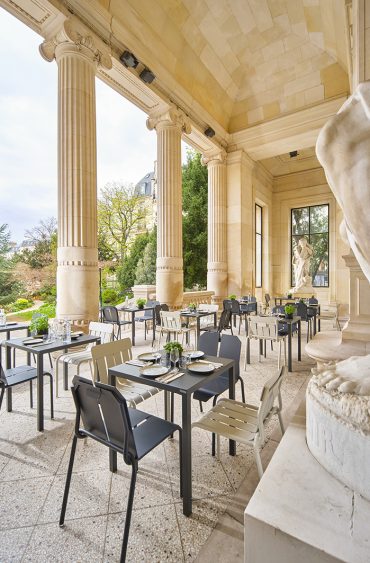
292, 237, 313, 291
316, 81, 370, 284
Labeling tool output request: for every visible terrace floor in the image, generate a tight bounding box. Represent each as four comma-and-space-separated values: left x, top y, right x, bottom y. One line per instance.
0, 321, 323, 562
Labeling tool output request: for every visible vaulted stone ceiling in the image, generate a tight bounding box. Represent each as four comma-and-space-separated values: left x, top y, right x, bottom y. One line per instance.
93, 0, 350, 133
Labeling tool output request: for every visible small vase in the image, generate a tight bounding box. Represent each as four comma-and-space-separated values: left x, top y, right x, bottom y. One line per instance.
285, 313, 293, 320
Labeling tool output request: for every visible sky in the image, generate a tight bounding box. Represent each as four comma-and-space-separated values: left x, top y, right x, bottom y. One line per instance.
0, 7, 188, 243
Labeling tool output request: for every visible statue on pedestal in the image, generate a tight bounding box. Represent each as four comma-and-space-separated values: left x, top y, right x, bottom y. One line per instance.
292, 237, 313, 292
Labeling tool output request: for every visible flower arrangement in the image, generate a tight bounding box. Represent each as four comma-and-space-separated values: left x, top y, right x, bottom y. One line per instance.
136, 298, 146, 310
163, 341, 183, 355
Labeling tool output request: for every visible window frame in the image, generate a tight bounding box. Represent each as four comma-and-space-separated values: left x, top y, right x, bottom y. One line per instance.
255, 203, 263, 288
290, 204, 329, 288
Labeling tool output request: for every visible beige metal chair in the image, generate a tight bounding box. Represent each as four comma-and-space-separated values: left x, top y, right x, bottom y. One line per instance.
55, 322, 114, 396
193, 366, 286, 478
91, 338, 160, 407
158, 310, 196, 348
317, 302, 341, 330
244, 315, 287, 370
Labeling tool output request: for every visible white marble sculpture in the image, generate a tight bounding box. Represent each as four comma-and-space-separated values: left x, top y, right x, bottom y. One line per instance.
316, 81, 370, 284
292, 237, 313, 291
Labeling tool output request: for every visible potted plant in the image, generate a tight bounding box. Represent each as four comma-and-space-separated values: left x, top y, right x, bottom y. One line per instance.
188, 302, 196, 312
136, 298, 146, 310
284, 304, 295, 319
29, 314, 49, 336
164, 341, 183, 366
229, 294, 237, 300
287, 292, 293, 299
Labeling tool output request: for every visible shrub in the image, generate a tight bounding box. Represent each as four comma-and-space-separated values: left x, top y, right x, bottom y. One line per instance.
102, 288, 118, 304
38, 302, 56, 318
10, 298, 33, 312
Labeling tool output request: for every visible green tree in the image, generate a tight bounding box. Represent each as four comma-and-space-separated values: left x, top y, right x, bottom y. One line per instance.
0, 224, 23, 305
20, 218, 57, 269
116, 231, 150, 291
182, 150, 208, 289
135, 228, 157, 284
98, 182, 148, 262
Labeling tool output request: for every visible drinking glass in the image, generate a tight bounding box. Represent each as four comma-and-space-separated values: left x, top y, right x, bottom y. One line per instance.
153, 352, 161, 365
170, 349, 179, 367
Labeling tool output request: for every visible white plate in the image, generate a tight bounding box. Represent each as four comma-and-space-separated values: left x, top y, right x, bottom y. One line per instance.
189, 350, 204, 359
23, 338, 44, 345
137, 352, 158, 362
187, 361, 214, 374
141, 365, 170, 378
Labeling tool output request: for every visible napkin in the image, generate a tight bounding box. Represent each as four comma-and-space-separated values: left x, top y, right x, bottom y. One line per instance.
126, 359, 147, 367
196, 360, 223, 368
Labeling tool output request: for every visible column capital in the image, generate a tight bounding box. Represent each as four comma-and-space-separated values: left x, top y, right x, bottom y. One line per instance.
201, 148, 227, 167
146, 104, 191, 134
39, 17, 112, 70
226, 148, 255, 171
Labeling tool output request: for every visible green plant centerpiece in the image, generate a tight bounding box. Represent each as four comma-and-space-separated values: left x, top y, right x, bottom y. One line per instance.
188, 302, 196, 312
229, 294, 237, 300
136, 298, 146, 310
29, 313, 49, 335
163, 341, 183, 355
287, 292, 293, 299
284, 304, 295, 319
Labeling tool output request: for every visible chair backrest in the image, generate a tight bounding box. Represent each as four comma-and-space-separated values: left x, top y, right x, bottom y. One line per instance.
154, 304, 162, 325
271, 305, 285, 315
223, 299, 233, 311
248, 315, 279, 341
295, 302, 307, 320
71, 375, 137, 464
198, 332, 219, 356
102, 306, 120, 324
91, 338, 132, 387
265, 293, 271, 305
218, 334, 241, 379
230, 299, 241, 314
257, 366, 286, 439
160, 310, 181, 331
160, 303, 169, 312
308, 297, 318, 304
89, 321, 114, 345
218, 309, 231, 332
198, 303, 219, 313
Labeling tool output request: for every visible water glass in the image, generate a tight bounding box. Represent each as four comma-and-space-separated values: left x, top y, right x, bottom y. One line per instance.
160, 352, 170, 368
170, 349, 179, 367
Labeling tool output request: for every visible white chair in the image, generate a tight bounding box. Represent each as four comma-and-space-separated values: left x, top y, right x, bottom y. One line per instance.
91, 338, 160, 407
198, 304, 219, 329
317, 302, 341, 330
245, 315, 287, 370
55, 322, 114, 396
158, 311, 195, 348
193, 366, 286, 478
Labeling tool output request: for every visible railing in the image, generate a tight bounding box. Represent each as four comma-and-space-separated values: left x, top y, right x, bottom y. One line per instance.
182, 291, 214, 306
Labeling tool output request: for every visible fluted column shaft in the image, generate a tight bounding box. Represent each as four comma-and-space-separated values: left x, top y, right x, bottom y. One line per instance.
40, 19, 112, 322
147, 107, 191, 307
203, 152, 227, 302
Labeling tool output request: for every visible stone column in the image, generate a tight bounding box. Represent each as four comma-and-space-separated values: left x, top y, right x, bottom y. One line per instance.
40, 19, 111, 323
202, 150, 227, 304
147, 106, 191, 307
226, 150, 255, 296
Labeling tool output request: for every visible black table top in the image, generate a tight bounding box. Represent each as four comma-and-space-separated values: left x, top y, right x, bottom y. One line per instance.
4, 334, 100, 354
108, 355, 235, 396
0, 322, 29, 332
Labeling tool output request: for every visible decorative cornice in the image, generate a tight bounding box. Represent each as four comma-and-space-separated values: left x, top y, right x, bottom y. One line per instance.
39, 17, 112, 70
201, 149, 227, 167
226, 149, 255, 170
146, 104, 191, 134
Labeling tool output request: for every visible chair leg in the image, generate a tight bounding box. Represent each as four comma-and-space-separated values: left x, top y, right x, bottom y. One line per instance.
254, 446, 264, 479
178, 428, 183, 498
44, 373, 54, 419
0, 386, 5, 410
211, 433, 216, 456
59, 435, 78, 526
198, 400, 203, 413
278, 341, 281, 370
29, 380, 33, 408
284, 338, 287, 366
216, 434, 220, 460
278, 411, 285, 435
240, 378, 246, 403
120, 463, 138, 563
48, 353, 53, 369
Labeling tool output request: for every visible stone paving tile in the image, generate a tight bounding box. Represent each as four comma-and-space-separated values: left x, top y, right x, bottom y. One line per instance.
0, 476, 53, 529
0, 526, 34, 563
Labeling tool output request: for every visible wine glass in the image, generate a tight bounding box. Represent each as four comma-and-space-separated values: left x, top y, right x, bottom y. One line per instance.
170, 348, 179, 367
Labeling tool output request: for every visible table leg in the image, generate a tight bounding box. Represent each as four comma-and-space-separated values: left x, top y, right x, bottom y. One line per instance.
313, 314, 317, 335
132, 311, 135, 346
298, 321, 301, 361
27, 327, 31, 366
164, 391, 171, 421
228, 366, 236, 456
5, 344, 12, 412
108, 372, 118, 472
288, 323, 292, 372
247, 338, 250, 364
213, 312, 217, 329
63, 348, 69, 390
152, 309, 155, 346
181, 393, 192, 516
196, 318, 200, 348
37, 354, 44, 432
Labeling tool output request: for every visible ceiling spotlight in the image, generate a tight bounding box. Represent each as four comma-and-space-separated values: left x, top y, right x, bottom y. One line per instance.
139, 68, 155, 83
289, 150, 299, 158
204, 127, 215, 138
119, 50, 139, 68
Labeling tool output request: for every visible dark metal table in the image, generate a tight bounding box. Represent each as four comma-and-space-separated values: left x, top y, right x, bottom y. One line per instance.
274, 297, 296, 306
180, 310, 217, 347
118, 306, 155, 346
4, 334, 101, 431
246, 316, 301, 372
108, 355, 235, 516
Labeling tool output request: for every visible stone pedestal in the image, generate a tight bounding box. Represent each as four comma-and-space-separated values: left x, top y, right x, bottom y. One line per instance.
132, 285, 156, 302
341, 252, 370, 341
40, 19, 111, 323
147, 106, 190, 308
203, 150, 227, 304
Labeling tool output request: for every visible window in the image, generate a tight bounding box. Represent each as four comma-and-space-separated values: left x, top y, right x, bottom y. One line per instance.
291, 204, 329, 287
255, 204, 262, 288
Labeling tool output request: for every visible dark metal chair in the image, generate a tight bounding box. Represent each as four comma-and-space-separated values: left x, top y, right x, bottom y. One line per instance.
134, 300, 159, 340
101, 306, 131, 340
198, 332, 219, 356
200, 309, 232, 339
60, 376, 182, 563
193, 334, 245, 412
0, 351, 54, 419
295, 302, 314, 342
